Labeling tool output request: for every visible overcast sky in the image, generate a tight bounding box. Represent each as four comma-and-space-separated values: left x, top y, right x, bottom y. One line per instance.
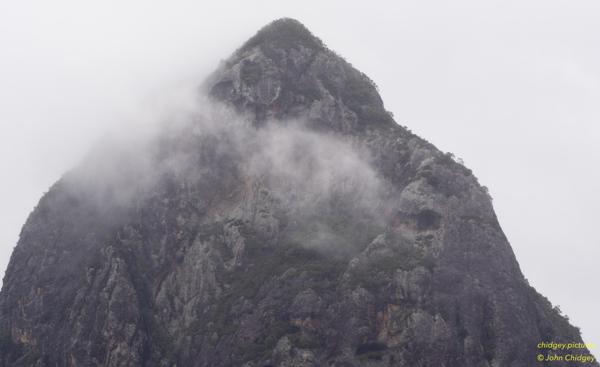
0, 0, 598, 352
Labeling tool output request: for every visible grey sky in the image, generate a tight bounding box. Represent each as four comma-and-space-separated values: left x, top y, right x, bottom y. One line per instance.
1, 0, 598, 351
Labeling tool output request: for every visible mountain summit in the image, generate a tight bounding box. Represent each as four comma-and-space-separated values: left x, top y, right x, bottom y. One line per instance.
208, 18, 392, 130
239, 18, 326, 52
0, 18, 595, 367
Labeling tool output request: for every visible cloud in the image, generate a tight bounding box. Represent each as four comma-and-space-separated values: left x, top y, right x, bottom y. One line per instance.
58, 93, 391, 258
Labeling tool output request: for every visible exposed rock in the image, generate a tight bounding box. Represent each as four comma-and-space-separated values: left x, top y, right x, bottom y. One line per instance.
0, 18, 594, 367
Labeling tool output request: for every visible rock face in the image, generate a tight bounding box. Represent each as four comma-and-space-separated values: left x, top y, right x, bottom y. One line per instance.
0, 18, 595, 367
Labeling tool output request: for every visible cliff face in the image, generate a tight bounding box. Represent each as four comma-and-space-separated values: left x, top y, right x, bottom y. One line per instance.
0, 18, 594, 367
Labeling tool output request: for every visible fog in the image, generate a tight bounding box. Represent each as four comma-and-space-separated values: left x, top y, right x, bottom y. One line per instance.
64, 96, 389, 226
1, 0, 598, 352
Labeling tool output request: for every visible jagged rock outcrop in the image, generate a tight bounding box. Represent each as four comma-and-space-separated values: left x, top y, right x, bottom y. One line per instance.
0, 18, 595, 367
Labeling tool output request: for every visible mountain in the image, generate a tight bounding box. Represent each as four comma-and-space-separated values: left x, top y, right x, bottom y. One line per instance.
0, 18, 595, 367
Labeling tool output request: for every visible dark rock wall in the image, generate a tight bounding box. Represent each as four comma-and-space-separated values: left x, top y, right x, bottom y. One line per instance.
0, 18, 594, 367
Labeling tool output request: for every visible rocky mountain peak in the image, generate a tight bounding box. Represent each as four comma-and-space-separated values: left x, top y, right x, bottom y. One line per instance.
0, 19, 596, 367
238, 18, 325, 54
208, 18, 394, 130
